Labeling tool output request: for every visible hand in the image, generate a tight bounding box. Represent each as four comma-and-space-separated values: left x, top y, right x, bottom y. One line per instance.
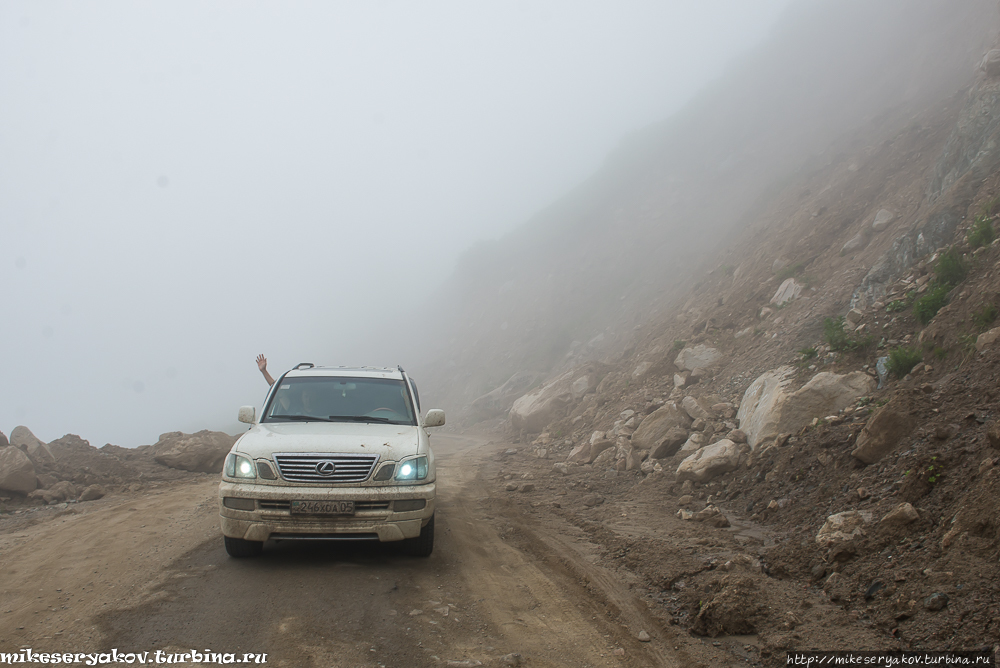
256, 354, 268, 372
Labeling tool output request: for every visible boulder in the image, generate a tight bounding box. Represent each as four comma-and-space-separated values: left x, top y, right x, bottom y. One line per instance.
631, 402, 692, 452
676, 439, 740, 483
470, 371, 537, 419
78, 484, 106, 502
588, 438, 614, 463
815, 510, 871, 548
0, 447, 37, 494
770, 278, 803, 306
681, 396, 713, 420
673, 372, 693, 389
678, 432, 708, 454
980, 49, 1000, 76
9, 425, 45, 450
692, 505, 731, 528
28, 481, 79, 505
737, 367, 875, 448
881, 502, 919, 525
673, 345, 723, 372
851, 403, 915, 464
509, 364, 607, 433
649, 426, 689, 459
841, 231, 868, 255
871, 209, 895, 232
0, 431, 7, 448
976, 326, 1000, 352
153, 430, 238, 473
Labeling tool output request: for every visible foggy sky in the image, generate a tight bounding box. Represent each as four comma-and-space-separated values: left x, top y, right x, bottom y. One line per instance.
1, 1, 791, 447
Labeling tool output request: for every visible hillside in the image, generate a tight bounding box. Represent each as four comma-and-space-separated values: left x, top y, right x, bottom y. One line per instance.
407, 5, 1000, 662
402, 0, 999, 421
386, 0, 1000, 661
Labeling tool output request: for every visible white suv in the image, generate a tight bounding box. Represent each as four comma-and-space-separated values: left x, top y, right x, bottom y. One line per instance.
219, 364, 443, 558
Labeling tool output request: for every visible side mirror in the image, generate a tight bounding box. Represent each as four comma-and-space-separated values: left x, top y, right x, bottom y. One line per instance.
423, 409, 445, 428
238, 406, 256, 424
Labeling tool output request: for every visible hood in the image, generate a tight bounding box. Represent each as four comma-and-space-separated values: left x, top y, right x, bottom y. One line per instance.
233, 422, 422, 461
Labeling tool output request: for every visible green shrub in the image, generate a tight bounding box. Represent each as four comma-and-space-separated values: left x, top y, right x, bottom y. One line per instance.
972, 303, 998, 332
885, 298, 910, 313
822, 317, 873, 352
933, 346, 947, 360
914, 285, 950, 325
886, 346, 922, 378
673, 339, 686, 350
967, 215, 996, 249
935, 247, 968, 286
797, 347, 818, 360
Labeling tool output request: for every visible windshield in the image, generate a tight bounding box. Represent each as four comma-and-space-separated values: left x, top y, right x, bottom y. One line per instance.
262, 376, 417, 426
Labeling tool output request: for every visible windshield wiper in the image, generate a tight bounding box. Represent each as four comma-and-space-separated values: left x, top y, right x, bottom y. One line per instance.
269, 415, 337, 422
329, 415, 394, 423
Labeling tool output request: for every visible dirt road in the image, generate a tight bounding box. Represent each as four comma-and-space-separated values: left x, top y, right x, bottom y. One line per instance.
0, 434, 685, 667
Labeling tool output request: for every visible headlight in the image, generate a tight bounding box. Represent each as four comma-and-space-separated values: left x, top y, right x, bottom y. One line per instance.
395, 456, 428, 481
225, 453, 256, 479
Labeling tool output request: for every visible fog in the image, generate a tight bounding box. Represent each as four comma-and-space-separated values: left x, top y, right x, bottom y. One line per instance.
1, 1, 790, 447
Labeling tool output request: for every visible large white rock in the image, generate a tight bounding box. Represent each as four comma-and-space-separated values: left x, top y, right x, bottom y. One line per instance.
509, 365, 605, 433
676, 439, 740, 483
153, 430, 238, 473
673, 345, 723, 372
631, 402, 692, 452
871, 209, 895, 232
816, 511, 872, 547
737, 367, 875, 448
0, 446, 37, 494
770, 278, 803, 306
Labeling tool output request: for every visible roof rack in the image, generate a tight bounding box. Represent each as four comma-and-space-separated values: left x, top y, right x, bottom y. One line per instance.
294, 362, 315, 369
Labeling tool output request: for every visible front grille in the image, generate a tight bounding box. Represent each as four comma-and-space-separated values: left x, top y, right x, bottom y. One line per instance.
256, 500, 390, 511
272, 453, 379, 483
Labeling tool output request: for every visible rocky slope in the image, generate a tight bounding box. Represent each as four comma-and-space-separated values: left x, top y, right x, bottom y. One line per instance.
459, 15, 1000, 664
402, 0, 1000, 422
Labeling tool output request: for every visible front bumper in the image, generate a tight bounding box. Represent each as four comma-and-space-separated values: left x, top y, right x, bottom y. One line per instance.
218, 480, 436, 543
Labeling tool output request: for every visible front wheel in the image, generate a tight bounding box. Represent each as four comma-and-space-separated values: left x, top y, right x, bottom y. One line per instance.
401, 515, 434, 557
224, 535, 263, 558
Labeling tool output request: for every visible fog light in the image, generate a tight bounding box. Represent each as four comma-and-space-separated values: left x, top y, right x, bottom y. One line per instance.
394, 499, 426, 512
223, 497, 255, 511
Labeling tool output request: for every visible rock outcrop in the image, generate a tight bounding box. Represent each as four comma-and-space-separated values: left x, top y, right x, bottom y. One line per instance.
153, 431, 238, 473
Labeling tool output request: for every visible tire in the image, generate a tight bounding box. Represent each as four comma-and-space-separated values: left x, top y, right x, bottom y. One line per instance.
224, 535, 263, 558
401, 514, 434, 557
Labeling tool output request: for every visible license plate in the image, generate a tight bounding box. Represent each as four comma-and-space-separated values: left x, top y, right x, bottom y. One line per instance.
290, 500, 355, 515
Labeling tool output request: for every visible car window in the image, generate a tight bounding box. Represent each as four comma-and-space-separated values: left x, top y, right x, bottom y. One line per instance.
262, 376, 417, 425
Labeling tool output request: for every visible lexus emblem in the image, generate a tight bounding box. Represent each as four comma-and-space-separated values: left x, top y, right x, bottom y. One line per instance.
316, 461, 337, 476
